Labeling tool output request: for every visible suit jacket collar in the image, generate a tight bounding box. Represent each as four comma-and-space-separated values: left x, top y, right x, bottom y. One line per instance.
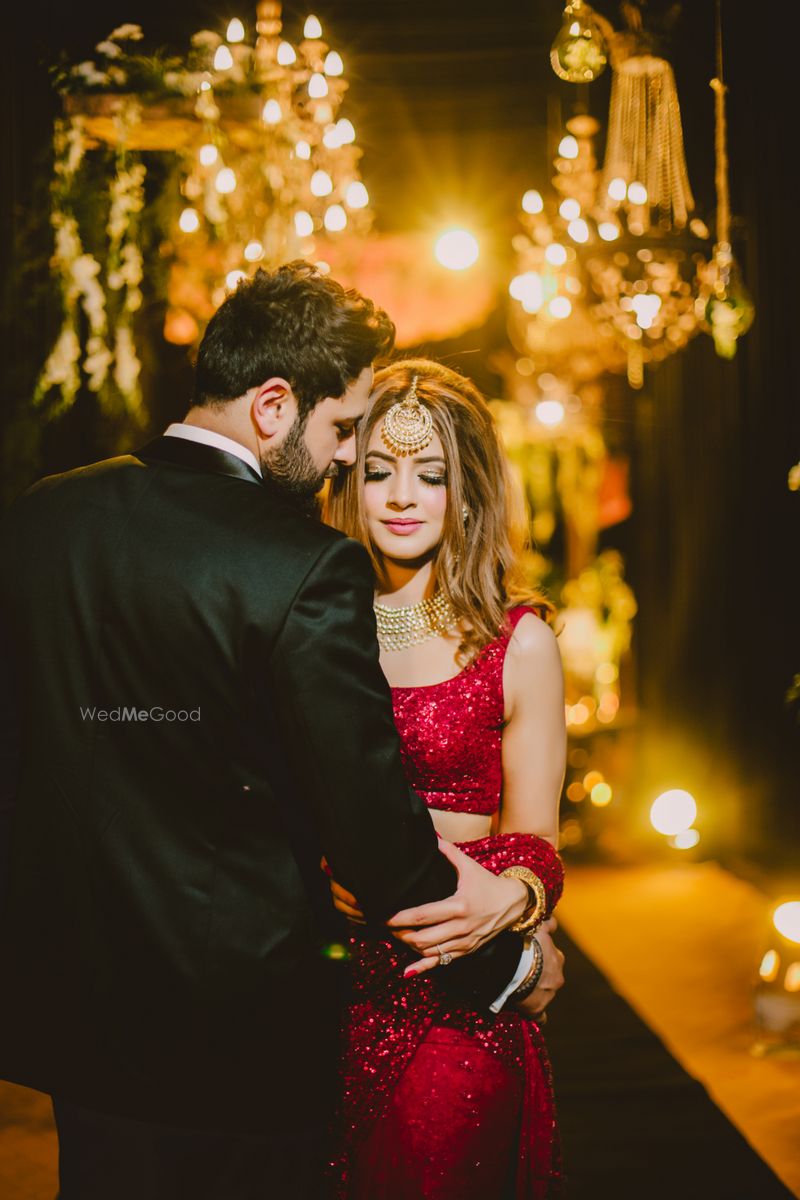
136, 436, 263, 486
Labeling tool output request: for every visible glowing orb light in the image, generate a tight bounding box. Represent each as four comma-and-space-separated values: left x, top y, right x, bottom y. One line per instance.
650, 789, 698, 836
434, 229, 479, 271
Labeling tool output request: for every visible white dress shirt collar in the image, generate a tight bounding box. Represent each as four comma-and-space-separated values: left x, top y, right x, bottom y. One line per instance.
164, 423, 262, 478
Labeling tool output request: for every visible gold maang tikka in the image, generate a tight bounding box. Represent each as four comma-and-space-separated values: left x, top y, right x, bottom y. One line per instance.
380, 375, 434, 457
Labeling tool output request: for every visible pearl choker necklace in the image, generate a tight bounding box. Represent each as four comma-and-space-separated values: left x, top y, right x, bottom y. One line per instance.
374, 591, 456, 652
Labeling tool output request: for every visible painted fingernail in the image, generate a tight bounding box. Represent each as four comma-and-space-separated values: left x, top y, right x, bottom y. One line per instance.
403, 967, 418, 978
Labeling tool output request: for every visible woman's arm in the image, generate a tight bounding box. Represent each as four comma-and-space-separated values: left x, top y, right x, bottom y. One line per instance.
498, 613, 566, 845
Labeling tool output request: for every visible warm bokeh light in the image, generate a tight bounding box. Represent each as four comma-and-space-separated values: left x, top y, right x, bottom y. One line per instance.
670, 829, 700, 849
295, 140, 311, 160
324, 204, 347, 232
199, 143, 218, 167
434, 229, 480, 270
568, 218, 590, 244
558, 135, 579, 159
277, 41, 296, 66
628, 181, 648, 205
226, 270, 246, 290
773, 902, 800, 944
566, 781, 586, 802
215, 167, 237, 194
786, 963, 800, 992
544, 243, 567, 266
549, 296, 572, 319
304, 15, 323, 38
559, 198, 580, 221
536, 399, 566, 427
509, 272, 544, 313
214, 45, 234, 71
226, 18, 245, 43
308, 73, 329, 99
178, 207, 200, 233
608, 177, 627, 202
591, 782, 613, 807
522, 189, 544, 214
759, 949, 780, 982
596, 662, 618, 684
345, 181, 369, 209
335, 119, 356, 144
631, 293, 662, 330
262, 99, 282, 125
310, 170, 333, 197
324, 50, 343, 75
244, 240, 263, 262
294, 210, 314, 238
598, 221, 620, 241
650, 789, 698, 836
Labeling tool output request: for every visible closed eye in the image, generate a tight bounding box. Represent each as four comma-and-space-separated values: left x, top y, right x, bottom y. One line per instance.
364, 468, 391, 481
420, 474, 447, 486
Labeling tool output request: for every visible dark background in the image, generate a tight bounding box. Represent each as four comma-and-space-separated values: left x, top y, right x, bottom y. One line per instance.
2, 1, 798, 868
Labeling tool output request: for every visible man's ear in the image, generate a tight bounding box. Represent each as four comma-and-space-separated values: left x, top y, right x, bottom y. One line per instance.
251, 377, 298, 439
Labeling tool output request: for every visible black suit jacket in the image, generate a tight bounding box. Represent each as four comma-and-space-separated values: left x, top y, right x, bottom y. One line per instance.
0, 436, 520, 1132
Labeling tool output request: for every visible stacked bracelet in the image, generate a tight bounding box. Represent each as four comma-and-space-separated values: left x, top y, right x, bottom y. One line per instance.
500, 865, 547, 934
511, 936, 544, 1001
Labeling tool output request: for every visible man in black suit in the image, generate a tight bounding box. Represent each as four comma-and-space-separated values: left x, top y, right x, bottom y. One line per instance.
0, 263, 559, 1198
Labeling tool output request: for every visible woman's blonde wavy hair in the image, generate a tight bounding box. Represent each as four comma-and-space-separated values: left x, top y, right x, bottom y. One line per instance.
325, 358, 554, 664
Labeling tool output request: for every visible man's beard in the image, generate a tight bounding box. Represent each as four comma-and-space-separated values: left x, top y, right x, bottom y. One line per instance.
259, 411, 336, 515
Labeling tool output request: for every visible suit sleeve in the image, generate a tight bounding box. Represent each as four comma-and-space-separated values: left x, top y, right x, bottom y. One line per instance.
268, 535, 521, 1006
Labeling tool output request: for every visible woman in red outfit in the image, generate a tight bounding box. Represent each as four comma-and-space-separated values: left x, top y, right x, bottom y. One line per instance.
325, 360, 567, 1198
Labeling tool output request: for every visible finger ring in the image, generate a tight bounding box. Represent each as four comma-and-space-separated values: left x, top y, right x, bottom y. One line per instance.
436, 944, 453, 967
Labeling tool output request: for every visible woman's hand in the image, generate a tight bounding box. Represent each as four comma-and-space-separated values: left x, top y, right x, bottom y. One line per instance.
321, 857, 366, 924
511, 917, 565, 1019
386, 839, 529, 976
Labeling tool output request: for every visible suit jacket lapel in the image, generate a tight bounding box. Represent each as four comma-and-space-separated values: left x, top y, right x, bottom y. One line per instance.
136, 436, 263, 486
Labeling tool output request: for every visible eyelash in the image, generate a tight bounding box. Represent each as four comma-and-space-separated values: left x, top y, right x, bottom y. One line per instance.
364, 469, 447, 486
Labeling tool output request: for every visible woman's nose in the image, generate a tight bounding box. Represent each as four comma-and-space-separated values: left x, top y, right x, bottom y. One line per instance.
387, 475, 415, 509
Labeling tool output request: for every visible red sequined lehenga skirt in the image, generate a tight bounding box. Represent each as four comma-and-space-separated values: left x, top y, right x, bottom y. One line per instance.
331, 833, 565, 1199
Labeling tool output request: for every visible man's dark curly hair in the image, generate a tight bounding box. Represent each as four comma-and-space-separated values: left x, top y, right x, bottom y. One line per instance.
193, 261, 396, 414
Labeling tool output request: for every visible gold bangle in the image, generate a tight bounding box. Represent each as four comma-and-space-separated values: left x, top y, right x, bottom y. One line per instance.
500, 865, 547, 934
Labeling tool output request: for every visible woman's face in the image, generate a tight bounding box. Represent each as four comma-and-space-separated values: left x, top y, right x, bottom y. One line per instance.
362, 418, 449, 563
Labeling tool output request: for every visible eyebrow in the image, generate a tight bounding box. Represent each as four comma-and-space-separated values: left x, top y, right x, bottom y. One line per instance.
365, 450, 446, 465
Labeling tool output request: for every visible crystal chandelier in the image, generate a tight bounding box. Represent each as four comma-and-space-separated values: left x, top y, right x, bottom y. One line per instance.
550, 0, 609, 83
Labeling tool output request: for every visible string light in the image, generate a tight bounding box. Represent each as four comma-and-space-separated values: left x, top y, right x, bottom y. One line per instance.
226, 18, 245, 43
304, 15, 323, 39
213, 45, 234, 71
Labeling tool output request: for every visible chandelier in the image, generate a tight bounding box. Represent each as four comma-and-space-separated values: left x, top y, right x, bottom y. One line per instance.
36, 4, 372, 415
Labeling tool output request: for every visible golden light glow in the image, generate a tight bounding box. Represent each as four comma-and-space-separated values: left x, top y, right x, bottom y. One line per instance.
670, 829, 700, 849
509, 272, 543, 313
558, 135, 579, 160
262, 99, 282, 125
226, 18, 245, 43
608, 177, 627, 202
596, 662, 618, 684
226, 270, 246, 290
785, 963, 800, 992
294, 210, 314, 238
314, 259, 331, 273
566, 781, 586, 802
591, 782, 613, 807
631, 293, 662, 330
522, 189, 544, 214
199, 143, 218, 167
304, 15, 323, 38
199, 80, 212, 92
559, 198, 580, 221
335, 118, 356, 144
277, 41, 296, 66
536, 399, 566, 428
215, 167, 237, 194
324, 50, 343, 75
627, 181, 648, 206
214, 45, 234, 71
598, 221, 620, 241
773, 902, 800, 944
434, 229, 480, 271
295, 140, 311, 160
544, 243, 567, 266
583, 771, 604, 791
759, 949, 780, 982
345, 180, 369, 209
548, 296, 572, 319
178, 207, 200, 233
324, 203, 347, 232
568, 218, 590, 244
650, 789, 698, 836
308, 73, 329, 99
310, 170, 333, 197
244, 240, 263, 262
